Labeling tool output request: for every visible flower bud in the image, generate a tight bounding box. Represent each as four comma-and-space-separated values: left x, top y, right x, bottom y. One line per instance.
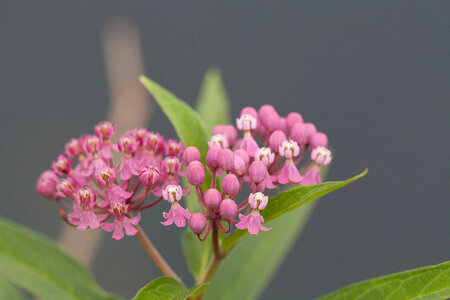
167, 139, 184, 157
290, 123, 308, 145
233, 155, 246, 176
249, 161, 266, 183
187, 161, 205, 186
36, 171, 59, 199
222, 125, 238, 146
204, 188, 222, 210
206, 144, 221, 169
269, 130, 287, 153
218, 149, 234, 171
277, 117, 287, 132
139, 166, 161, 189
219, 199, 238, 220
234, 149, 249, 167
240, 106, 258, 118
222, 174, 240, 196
309, 132, 328, 149
183, 146, 201, 164
94, 121, 116, 140
286, 112, 303, 133
258, 105, 279, 132
189, 212, 207, 235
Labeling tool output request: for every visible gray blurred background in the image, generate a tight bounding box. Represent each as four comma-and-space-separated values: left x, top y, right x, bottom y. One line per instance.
1, 1, 449, 299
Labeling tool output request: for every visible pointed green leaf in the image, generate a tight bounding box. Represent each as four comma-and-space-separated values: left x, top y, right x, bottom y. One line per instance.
139, 76, 208, 158
0, 216, 121, 300
196, 68, 230, 134
133, 277, 206, 300
0, 278, 25, 300
223, 169, 368, 252
320, 261, 450, 300
204, 202, 315, 300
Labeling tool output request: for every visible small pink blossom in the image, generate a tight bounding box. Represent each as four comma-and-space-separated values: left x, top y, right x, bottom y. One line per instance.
51, 154, 73, 176
82, 135, 103, 155
255, 147, 275, 166
278, 161, 302, 184
69, 187, 105, 231
279, 140, 300, 159
301, 165, 322, 185
236, 192, 271, 235
161, 185, 190, 227
236, 114, 257, 131
36, 170, 59, 199
64, 138, 83, 158
102, 198, 140, 240
311, 147, 332, 166
208, 134, 229, 149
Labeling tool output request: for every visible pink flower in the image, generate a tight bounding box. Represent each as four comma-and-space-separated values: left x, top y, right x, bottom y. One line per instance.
82, 135, 103, 155
102, 198, 140, 240
94, 121, 116, 140
64, 138, 83, 158
166, 139, 184, 157
301, 165, 321, 185
236, 192, 271, 235
161, 185, 190, 227
279, 140, 300, 159
208, 134, 229, 149
278, 161, 302, 184
255, 147, 275, 166
51, 154, 73, 176
236, 114, 257, 131
311, 147, 332, 166
69, 187, 105, 231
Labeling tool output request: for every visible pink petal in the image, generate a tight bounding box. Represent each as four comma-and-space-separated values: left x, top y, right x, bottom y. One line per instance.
236, 214, 251, 229
247, 215, 260, 235
239, 137, 259, 157
278, 164, 291, 184
86, 211, 100, 229
288, 163, 302, 183
129, 213, 141, 225
120, 158, 133, 180
161, 210, 174, 226
123, 218, 138, 236
102, 221, 115, 232
112, 221, 124, 240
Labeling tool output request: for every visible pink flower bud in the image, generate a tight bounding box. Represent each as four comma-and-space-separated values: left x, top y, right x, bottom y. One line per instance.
36, 170, 59, 199
82, 135, 103, 154
183, 146, 201, 164
303, 122, 317, 139
187, 161, 205, 186
249, 161, 267, 183
233, 155, 246, 176
163, 185, 182, 203
220, 199, 238, 220
248, 192, 269, 210
206, 144, 221, 169
234, 149, 249, 167
146, 132, 165, 153
286, 112, 303, 133
139, 166, 161, 189
94, 121, 116, 140
132, 128, 148, 146
222, 125, 238, 146
309, 132, 328, 149
189, 212, 207, 234
311, 147, 332, 166
212, 125, 225, 136
56, 178, 76, 197
95, 167, 117, 186
269, 130, 287, 153
290, 123, 309, 145
117, 135, 137, 154
278, 117, 287, 132
240, 106, 258, 118
204, 188, 222, 210
64, 138, 83, 158
218, 149, 234, 171
258, 105, 279, 132
51, 154, 73, 176
222, 174, 240, 196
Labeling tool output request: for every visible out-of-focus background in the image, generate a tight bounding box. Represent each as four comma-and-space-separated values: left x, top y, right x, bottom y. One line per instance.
1, 1, 448, 299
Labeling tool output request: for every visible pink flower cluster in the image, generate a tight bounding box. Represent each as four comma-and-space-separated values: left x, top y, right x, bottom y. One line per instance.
186, 105, 332, 238
36, 105, 332, 239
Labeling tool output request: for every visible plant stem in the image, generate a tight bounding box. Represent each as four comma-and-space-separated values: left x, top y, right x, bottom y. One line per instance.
134, 223, 182, 283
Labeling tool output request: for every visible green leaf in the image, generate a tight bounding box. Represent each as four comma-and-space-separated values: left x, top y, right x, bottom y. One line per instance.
223, 169, 368, 251
320, 261, 450, 300
139, 75, 209, 158
204, 202, 316, 300
0, 278, 25, 300
196, 68, 230, 134
133, 277, 206, 300
0, 216, 121, 300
